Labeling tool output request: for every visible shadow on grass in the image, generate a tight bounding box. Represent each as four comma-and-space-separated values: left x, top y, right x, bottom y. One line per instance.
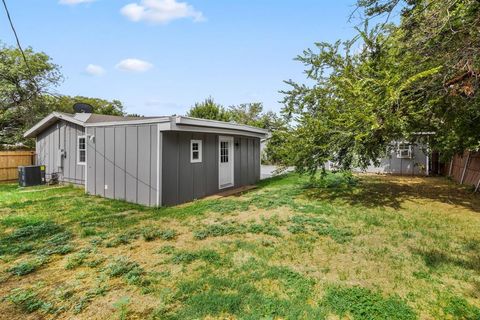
411, 247, 480, 272
304, 176, 480, 212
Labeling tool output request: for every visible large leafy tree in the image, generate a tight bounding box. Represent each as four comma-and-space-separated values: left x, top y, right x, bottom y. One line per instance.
186, 97, 231, 122
186, 98, 283, 131
0, 44, 125, 149
0, 45, 61, 147
229, 103, 284, 131
276, 0, 480, 174
46, 95, 124, 116
358, 0, 480, 153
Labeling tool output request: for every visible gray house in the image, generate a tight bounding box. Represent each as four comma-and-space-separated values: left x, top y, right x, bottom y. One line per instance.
356, 142, 429, 175
24, 112, 268, 206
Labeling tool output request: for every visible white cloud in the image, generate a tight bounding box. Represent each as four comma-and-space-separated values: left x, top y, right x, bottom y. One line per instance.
85, 64, 105, 76
59, 0, 95, 5
120, 0, 205, 25
116, 58, 153, 72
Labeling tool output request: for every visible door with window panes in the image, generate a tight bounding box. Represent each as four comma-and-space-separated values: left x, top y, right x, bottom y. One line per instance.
218, 136, 234, 189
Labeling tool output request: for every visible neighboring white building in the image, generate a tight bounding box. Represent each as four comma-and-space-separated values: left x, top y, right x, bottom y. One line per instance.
353, 142, 429, 176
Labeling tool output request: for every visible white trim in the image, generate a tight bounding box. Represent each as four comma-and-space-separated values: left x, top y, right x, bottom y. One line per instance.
24, 112, 85, 138
176, 116, 268, 135
84, 129, 88, 192
25, 114, 268, 139
156, 124, 161, 206
190, 139, 203, 163
396, 143, 412, 159
84, 117, 170, 127
169, 122, 267, 139
77, 135, 87, 165
218, 136, 234, 189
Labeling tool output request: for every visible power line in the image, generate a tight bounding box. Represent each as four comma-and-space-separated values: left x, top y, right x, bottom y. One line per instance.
2, 0, 38, 90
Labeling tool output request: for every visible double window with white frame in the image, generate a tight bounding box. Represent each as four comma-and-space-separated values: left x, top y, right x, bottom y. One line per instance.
396, 143, 412, 159
191, 139, 202, 163
77, 136, 86, 165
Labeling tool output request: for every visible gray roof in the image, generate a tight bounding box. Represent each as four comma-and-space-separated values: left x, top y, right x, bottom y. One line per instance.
24, 112, 268, 139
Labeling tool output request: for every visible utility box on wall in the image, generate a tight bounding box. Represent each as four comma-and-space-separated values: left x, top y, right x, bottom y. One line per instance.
18, 165, 46, 187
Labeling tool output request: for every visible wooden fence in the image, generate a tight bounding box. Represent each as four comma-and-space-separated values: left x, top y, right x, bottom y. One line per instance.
0, 151, 35, 182
446, 151, 480, 191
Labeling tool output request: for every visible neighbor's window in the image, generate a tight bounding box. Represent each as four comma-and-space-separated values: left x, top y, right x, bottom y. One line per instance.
191, 140, 202, 163
78, 136, 86, 165
396, 143, 412, 159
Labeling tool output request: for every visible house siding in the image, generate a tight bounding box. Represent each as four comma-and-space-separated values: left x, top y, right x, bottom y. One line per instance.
36, 120, 85, 185
162, 131, 260, 206
356, 143, 428, 175
85, 124, 158, 206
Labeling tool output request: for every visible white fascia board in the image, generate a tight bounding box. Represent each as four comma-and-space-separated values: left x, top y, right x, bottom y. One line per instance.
23, 112, 85, 138
174, 116, 269, 137
84, 117, 170, 127
168, 121, 267, 139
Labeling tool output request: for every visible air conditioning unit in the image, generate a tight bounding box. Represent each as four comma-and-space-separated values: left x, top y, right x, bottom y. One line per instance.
396, 144, 412, 159
18, 165, 46, 187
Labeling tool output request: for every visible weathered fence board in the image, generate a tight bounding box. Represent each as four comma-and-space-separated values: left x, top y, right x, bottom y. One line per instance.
0, 151, 35, 181
447, 151, 480, 191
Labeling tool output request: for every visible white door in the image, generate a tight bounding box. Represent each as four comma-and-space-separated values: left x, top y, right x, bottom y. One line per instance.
219, 136, 234, 189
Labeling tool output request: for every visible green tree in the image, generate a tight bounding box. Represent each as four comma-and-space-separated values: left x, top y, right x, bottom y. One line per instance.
45, 95, 124, 116
0, 44, 62, 148
186, 97, 231, 122
0, 44, 126, 149
276, 0, 480, 174
356, 0, 480, 156
229, 102, 284, 131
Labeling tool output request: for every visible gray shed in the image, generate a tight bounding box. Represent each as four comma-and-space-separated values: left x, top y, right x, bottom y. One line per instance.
24, 112, 268, 206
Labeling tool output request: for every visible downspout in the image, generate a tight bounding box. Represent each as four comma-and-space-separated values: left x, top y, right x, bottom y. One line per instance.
448, 158, 453, 176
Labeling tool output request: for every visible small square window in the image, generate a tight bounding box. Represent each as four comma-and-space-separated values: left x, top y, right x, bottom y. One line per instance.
191, 140, 202, 163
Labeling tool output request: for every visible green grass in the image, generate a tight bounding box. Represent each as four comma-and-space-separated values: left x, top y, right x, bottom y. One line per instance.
5, 288, 53, 314
8, 256, 49, 276
322, 286, 416, 320
1, 173, 480, 319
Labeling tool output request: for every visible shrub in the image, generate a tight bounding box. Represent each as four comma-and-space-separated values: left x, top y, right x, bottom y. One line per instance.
308, 171, 358, 189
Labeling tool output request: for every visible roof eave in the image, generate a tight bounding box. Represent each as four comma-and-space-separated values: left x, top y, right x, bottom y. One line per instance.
23, 112, 85, 138
175, 116, 269, 137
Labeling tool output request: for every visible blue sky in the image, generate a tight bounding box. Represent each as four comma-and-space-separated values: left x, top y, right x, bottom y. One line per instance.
1, 0, 361, 116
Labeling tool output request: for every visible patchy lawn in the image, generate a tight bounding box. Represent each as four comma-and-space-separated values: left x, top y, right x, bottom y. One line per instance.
0, 173, 479, 319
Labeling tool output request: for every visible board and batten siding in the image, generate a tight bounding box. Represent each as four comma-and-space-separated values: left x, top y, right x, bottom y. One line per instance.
358, 144, 428, 175
85, 124, 158, 206
162, 131, 260, 206
36, 120, 85, 185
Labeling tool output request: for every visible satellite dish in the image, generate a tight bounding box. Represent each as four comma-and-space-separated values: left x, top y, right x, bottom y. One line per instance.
73, 102, 94, 114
